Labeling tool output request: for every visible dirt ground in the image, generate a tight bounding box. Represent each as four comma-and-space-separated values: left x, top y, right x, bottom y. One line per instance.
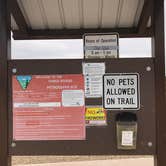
12, 155, 153, 165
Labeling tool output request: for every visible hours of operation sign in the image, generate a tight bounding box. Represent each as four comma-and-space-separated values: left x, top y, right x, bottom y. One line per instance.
103, 73, 140, 110
83, 33, 119, 58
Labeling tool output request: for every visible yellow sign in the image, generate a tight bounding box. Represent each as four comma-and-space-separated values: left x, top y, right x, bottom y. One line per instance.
85, 107, 107, 126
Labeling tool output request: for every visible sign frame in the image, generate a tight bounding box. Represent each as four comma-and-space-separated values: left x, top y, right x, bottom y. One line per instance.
103, 73, 140, 110
83, 33, 119, 59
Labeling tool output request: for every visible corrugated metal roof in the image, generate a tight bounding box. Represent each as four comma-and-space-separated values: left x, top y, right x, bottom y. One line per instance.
12, 0, 145, 30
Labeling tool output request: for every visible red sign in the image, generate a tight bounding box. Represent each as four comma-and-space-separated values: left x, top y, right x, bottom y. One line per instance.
13, 74, 85, 140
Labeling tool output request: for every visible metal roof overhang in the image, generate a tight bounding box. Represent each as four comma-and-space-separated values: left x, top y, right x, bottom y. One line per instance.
11, 0, 153, 40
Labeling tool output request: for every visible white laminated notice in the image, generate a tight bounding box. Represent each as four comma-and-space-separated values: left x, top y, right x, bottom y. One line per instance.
83, 33, 119, 58
85, 75, 103, 98
83, 63, 105, 75
62, 90, 84, 107
83, 63, 105, 98
121, 131, 133, 146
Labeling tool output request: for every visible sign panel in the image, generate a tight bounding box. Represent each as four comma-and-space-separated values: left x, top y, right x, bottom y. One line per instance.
13, 74, 85, 140
121, 131, 134, 146
83, 33, 119, 58
83, 63, 105, 98
85, 107, 107, 126
103, 73, 140, 110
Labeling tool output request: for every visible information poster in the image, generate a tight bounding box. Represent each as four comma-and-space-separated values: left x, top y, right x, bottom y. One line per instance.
85, 107, 107, 126
83, 33, 119, 58
83, 63, 105, 98
13, 74, 85, 140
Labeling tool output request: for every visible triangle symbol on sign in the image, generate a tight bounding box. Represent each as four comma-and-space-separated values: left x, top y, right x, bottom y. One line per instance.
16, 76, 32, 90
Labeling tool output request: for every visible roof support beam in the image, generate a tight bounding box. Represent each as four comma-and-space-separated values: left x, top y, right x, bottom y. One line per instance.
12, 27, 152, 40
11, 0, 28, 33
0, 0, 11, 165
152, 0, 166, 166
137, 0, 153, 35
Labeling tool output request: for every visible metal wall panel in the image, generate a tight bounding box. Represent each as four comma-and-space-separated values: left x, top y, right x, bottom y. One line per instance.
134, 0, 144, 26
14, 0, 145, 30
17, 0, 46, 29
62, 0, 81, 28
83, 0, 100, 28
118, 0, 140, 27
102, 0, 119, 28
8, 58, 156, 155
41, 0, 63, 29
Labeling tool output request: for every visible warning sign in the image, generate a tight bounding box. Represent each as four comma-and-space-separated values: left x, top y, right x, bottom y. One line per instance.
13, 74, 85, 141
85, 107, 107, 126
103, 73, 140, 110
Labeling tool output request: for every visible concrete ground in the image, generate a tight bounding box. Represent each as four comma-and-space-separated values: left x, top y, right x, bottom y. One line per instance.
14, 157, 154, 166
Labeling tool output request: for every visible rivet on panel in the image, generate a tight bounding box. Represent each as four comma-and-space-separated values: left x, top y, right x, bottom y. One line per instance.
147, 142, 153, 147
12, 68, 17, 73
146, 66, 151, 72
11, 142, 16, 148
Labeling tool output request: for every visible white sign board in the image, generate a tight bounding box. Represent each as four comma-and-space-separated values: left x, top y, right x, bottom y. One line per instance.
83, 33, 119, 59
121, 131, 134, 146
83, 63, 105, 98
83, 63, 105, 75
103, 73, 140, 110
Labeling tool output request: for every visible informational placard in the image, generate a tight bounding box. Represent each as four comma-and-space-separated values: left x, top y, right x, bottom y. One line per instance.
83, 63, 105, 98
13, 74, 85, 140
103, 73, 140, 110
83, 63, 105, 75
121, 131, 134, 146
83, 33, 119, 58
85, 107, 107, 126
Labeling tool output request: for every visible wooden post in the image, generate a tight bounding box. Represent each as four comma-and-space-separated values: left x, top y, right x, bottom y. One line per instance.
0, 0, 11, 165
152, 0, 166, 166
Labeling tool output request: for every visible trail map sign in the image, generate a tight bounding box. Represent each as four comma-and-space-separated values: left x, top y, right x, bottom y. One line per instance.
12, 74, 85, 141
103, 73, 140, 110
83, 33, 119, 58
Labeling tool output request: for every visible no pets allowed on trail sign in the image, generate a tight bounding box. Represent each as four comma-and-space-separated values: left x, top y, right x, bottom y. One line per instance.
103, 73, 140, 110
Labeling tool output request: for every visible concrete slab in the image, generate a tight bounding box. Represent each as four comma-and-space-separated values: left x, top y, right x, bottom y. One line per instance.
15, 158, 154, 166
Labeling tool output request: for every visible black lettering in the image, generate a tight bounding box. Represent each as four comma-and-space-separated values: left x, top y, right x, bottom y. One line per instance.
110, 98, 115, 104
106, 98, 115, 105
106, 89, 111, 95
130, 78, 134, 85
106, 98, 111, 104
119, 79, 123, 85
107, 79, 115, 85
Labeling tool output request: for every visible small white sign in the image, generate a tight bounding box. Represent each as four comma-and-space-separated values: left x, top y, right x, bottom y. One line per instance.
83, 63, 105, 75
83, 63, 105, 98
121, 131, 133, 146
103, 73, 140, 110
62, 90, 84, 107
83, 33, 119, 58
85, 75, 103, 98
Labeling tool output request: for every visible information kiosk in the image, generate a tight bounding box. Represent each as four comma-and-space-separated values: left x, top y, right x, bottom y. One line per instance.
0, 0, 165, 166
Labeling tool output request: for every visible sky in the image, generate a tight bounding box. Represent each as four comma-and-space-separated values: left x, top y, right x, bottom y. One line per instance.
11, 38, 152, 59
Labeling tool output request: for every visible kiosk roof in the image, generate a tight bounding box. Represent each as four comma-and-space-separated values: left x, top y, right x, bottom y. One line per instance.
11, 0, 153, 40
